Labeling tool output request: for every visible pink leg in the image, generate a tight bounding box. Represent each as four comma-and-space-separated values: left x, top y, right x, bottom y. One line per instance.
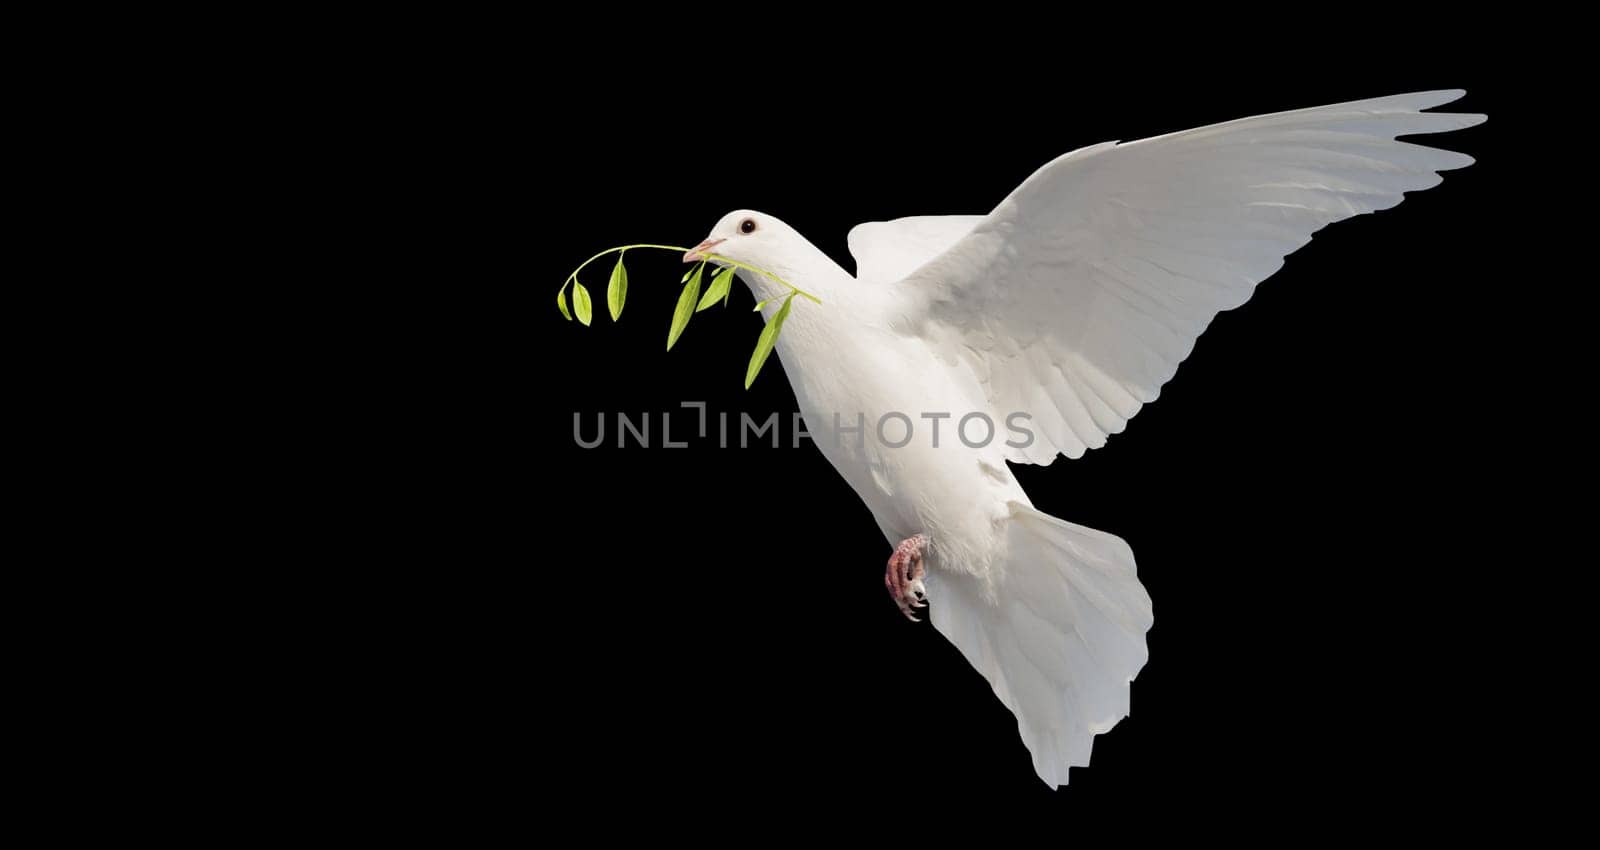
884, 534, 929, 622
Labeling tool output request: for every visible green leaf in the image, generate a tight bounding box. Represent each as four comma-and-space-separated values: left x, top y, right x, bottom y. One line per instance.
667, 265, 703, 350
607, 255, 628, 321
681, 263, 702, 284
573, 282, 593, 326
557, 283, 572, 321
752, 297, 773, 312
697, 267, 734, 312
744, 293, 794, 389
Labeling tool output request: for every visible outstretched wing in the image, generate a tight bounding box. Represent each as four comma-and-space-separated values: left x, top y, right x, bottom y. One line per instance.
889, 90, 1484, 465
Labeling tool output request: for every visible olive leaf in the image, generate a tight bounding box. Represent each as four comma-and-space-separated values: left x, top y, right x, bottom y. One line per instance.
557, 283, 572, 321
697, 266, 734, 312
752, 297, 774, 312
573, 282, 593, 326
606, 254, 628, 321
667, 264, 703, 350
744, 292, 795, 389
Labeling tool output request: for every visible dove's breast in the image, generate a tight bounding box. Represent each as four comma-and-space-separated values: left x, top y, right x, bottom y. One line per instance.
772, 308, 1025, 578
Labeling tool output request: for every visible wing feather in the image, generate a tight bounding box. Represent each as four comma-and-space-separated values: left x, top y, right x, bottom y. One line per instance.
847, 215, 983, 283
888, 90, 1483, 463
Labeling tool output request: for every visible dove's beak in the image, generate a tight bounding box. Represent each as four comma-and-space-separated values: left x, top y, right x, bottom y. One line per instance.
684, 238, 725, 263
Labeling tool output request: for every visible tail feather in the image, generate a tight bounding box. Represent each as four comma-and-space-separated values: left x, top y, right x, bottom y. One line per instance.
927, 502, 1154, 787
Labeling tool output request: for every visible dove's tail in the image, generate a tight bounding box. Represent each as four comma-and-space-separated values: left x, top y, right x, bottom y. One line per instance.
926, 502, 1153, 788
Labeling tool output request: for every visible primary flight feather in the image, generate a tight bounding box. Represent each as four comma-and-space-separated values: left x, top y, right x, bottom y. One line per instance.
680, 90, 1483, 787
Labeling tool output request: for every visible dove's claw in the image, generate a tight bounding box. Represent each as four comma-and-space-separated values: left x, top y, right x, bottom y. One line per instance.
885, 533, 930, 622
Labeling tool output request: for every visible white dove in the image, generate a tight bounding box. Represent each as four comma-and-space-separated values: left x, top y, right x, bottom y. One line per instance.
682, 90, 1483, 787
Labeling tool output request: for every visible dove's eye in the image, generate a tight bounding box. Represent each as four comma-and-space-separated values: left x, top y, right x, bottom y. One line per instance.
740, 219, 757, 234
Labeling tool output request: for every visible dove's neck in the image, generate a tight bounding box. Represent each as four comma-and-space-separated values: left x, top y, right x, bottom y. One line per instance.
741, 242, 901, 400
739, 241, 857, 310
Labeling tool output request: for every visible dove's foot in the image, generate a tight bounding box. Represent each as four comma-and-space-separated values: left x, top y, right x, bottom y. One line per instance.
885, 533, 929, 622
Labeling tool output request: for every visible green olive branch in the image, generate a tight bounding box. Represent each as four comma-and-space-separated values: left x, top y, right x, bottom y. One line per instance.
556, 243, 818, 389
558, 244, 821, 305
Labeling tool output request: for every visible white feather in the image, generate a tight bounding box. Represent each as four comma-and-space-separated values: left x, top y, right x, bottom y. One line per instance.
928, 504, 1152, 788
847, 215, 982, 284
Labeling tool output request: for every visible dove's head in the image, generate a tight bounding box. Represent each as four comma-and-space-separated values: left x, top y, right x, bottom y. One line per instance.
685, 210, 835, 302
684, 209, 799, 269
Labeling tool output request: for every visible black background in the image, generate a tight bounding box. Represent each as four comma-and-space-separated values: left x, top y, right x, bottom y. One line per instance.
294, 40, 1547, 833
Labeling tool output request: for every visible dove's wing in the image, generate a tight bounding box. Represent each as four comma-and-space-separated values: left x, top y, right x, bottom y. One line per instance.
888, 90, 1483, 465
848, 215, 983, 284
